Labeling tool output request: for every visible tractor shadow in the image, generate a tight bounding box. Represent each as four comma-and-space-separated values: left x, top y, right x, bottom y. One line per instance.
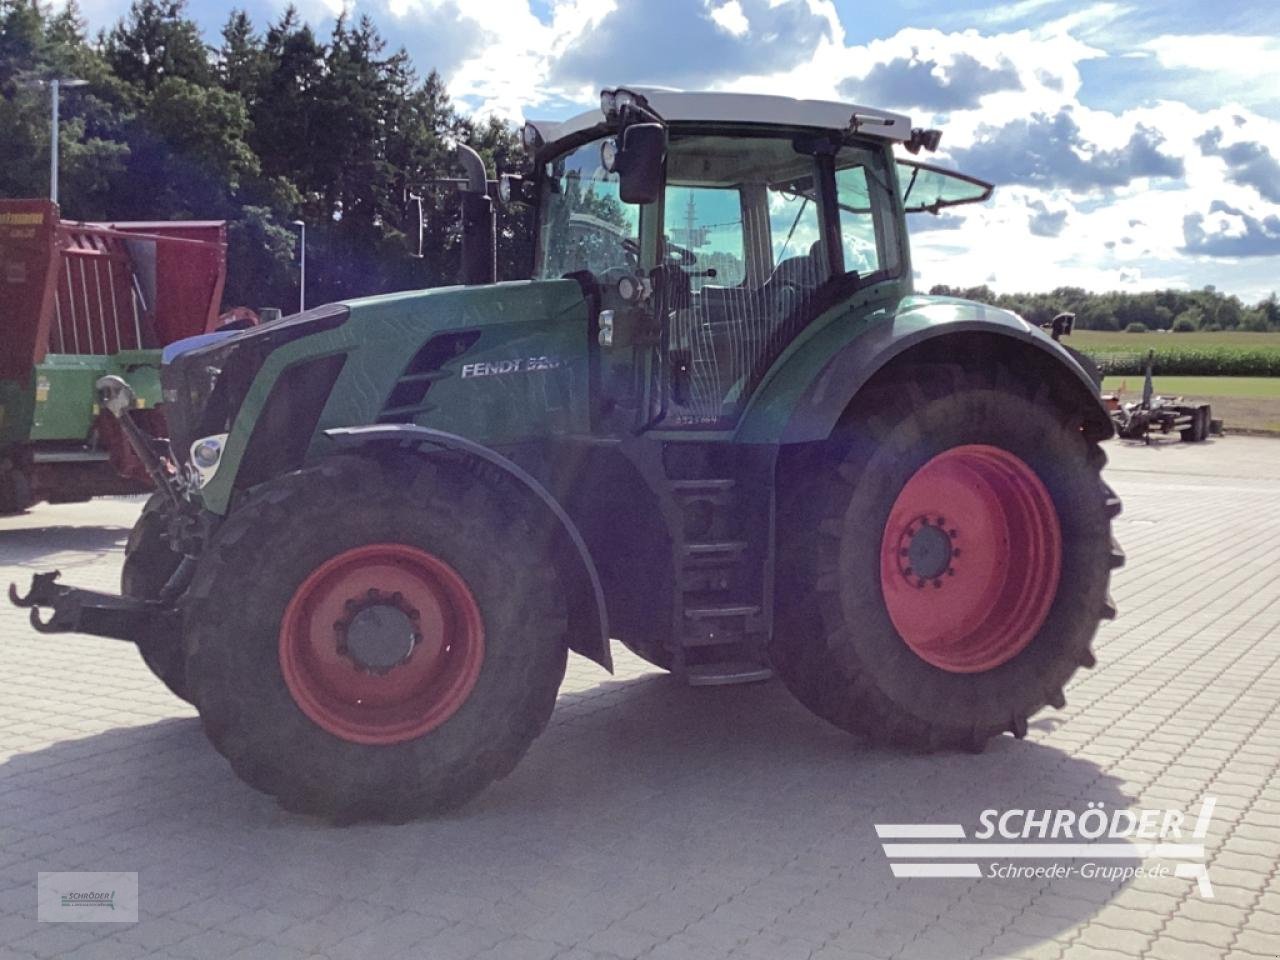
0, 664, 1142, 957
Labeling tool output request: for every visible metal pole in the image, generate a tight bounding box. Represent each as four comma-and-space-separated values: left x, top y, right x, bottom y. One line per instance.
50, 78, 59, 205
293, 221, 306, 313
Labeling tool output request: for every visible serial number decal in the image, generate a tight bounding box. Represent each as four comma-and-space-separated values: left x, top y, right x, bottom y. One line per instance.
0, 212, 45, 226
460, 356, 564, 379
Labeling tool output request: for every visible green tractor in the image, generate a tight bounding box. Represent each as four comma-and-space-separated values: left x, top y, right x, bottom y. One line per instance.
12, 88, 1123, 820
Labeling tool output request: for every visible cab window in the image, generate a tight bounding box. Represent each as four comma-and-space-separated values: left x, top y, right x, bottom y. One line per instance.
834, 149, 901, 279
537, 139, 640, 279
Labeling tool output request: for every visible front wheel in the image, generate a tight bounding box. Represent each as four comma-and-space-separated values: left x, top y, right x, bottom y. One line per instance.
122, 493, 193, 704
184, 454, 569, 820
773, 364, 1124, 751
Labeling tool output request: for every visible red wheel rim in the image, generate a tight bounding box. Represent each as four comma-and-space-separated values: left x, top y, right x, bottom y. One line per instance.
279, 543, 484, 744
879, 445, 1061, 674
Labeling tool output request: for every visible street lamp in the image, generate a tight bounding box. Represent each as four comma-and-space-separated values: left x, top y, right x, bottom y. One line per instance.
22, 76, 88, 206
291, 220, 306, 313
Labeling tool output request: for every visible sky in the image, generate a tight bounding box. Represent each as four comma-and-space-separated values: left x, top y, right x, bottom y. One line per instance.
78, 0, 1280, 301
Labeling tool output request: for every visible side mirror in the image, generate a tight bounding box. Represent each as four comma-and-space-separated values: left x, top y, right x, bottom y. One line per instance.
603, 123, 666, 205
498, 174, 536, 206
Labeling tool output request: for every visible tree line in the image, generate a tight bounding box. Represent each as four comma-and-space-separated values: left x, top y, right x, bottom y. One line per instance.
0, 0, 531, 313
4, 0, 1277, 331
927, 285, 1280, 333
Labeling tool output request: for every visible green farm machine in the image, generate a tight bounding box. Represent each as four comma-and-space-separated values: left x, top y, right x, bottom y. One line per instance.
0, 199, 227, 512
12, 89, 1124, 820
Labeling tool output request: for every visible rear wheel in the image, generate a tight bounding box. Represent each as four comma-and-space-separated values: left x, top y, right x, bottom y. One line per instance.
0, 459, 32, 515
184, 454, 569, 820
122, 493, 192, 704
773, 364, 1123, 750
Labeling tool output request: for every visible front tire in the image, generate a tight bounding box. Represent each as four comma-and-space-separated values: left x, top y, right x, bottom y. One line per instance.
184, 454, 569, 820
773, 364, 1123, 751
122, 493, 193, 704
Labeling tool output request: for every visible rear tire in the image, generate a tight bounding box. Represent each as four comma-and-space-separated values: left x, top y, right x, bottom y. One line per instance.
184, 454, 569, 821
0, 460, 32, 515
773, 364, 1122, 751
122, 493, 193, 704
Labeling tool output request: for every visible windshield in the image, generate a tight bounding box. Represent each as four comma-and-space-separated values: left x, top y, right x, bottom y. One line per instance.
536, 139, 641, 279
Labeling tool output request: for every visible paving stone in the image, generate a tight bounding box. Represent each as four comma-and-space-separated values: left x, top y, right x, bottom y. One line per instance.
3, 442, 1280, 960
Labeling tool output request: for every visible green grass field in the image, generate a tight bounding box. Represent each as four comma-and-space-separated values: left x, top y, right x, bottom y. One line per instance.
1068, 329, 1280, 377
1072, 330, 1280, 352
1101, 376, 1280, 398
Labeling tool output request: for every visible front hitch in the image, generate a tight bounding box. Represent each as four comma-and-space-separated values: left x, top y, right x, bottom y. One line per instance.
9, 571, 177, 643
95, 375, 183, 506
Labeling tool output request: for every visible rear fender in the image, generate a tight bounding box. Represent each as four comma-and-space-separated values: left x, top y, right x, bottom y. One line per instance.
325, 424, 612, 672
735, 295, 1113, 444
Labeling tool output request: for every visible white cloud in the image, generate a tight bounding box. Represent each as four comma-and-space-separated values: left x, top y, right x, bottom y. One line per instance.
708, 1, 750, 38
1142, 34, 1280, 75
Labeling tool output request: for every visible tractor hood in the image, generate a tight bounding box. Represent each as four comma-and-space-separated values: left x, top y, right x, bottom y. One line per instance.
164, 279, 592, 512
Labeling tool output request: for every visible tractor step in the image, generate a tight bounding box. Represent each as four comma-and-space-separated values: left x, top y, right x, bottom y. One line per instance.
647, 451, 776, 687
671, 478, 736, 494
687, 661, 773, 686
685, 603, 761, 620
683, 540, 748, 563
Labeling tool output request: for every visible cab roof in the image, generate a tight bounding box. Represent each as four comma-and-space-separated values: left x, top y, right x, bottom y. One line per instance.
528, 86, 914, 152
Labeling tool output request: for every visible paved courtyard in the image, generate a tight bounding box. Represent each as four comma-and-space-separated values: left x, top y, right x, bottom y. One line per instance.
1, 436, 1278, 960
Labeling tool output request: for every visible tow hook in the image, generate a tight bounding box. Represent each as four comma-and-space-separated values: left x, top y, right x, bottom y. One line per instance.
9, 571, 178, 642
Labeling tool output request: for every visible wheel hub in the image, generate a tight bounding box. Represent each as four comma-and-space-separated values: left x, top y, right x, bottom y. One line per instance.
338, 595, 419, 674
278, 543, 485, 745
879, 445, 1062, 674
897, 515, 957, 586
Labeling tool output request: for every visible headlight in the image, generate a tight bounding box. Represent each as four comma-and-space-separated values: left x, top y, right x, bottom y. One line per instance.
600, 90, 617, 116
189, 434, 228, 488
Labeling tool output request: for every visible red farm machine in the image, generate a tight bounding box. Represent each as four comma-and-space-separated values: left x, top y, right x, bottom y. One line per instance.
1, 198, 228, 512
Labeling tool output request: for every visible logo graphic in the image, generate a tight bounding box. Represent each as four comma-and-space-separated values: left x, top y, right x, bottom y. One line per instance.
38, 872, 138, 922
875, 798, 1216, 897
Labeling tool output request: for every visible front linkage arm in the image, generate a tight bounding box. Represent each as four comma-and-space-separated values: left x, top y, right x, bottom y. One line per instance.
9, 571, 178, 642
8, 376, 196, 645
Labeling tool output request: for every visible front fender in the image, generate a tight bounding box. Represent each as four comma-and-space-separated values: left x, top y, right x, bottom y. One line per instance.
735, 294, 1112, 444
325, 424, 612, 672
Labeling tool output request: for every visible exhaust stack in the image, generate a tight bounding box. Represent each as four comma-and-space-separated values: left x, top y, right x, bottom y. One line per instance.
456, 145, 496, 286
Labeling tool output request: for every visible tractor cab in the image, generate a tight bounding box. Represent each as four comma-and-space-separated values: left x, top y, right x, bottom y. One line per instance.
521, 87, 992, 431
